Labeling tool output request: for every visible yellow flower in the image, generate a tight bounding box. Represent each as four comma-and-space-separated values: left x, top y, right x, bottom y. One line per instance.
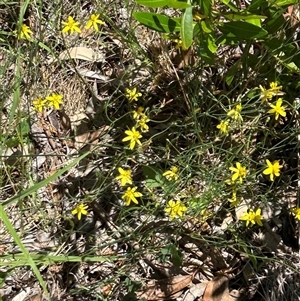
72, 203, 88, 220
228, 190, 240, 207
216, 120, 229, 135
115, 167, 132, 186
163, 166, 179, 181
229, 162, 247, 183
46, 93, 63, 110
268, 98, 286, 120
259, 82, 284, 102
85, 14, 104, 31
122, 186, 143, 206
18, 24, 33, 40
136, 115, 150, 133
269, 82, 283, 93
263, 159, 282, 181
122, 127, 142, 150
32, 98, 47, 113
240, 208, 263, 227
227, 104, 243, 121
132, 107, 145, 120
291, 207, 300, 220
165, 200, 187, 220
62, 16, 81, 34
125, 88, 142, 102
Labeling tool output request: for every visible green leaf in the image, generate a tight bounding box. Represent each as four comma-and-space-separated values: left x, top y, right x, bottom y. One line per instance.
142, 165, 164, 188
199, 0, 212, 16
207, 34, 217, 53
264, 13, 285, 34
168, 0, 191, 9
222, 13, 267, 21
219, 21, 268, 39
136, 0, 169, 7
201, 20, 212, 33
225, 60, 241, 85
133, 12, 181, 33
17, 118, 30, 136
181, 6, 194, 49
272, 0, 300, 6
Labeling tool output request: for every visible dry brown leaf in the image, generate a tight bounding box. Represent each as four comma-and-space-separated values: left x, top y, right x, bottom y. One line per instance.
202, 275, 230, 301
74, 127, 109, 150
183, 282, 208, 301
137, 272, 195, 300
57, 47, 104, 62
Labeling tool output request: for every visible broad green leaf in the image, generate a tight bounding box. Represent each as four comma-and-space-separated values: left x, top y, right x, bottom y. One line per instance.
168, 0, 191, 9
264, 13, 285, 34
142, 165, 164, 188
246, 18, 261, 27
181, 6, 194, 49
220, 0, 239, 12
223, 13, 267, 21
246, 0, 264, 12
133, 12, 181, 32
219, 21, 268, 39
199, 0, 212, 16
136, 0, 169, 7
272, 0, 300, 6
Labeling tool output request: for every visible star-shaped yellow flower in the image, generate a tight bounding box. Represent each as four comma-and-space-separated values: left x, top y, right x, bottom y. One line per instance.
268, 98, 286, 120
216, 120, 229, 135
18, 24, 33, 40
125, 88, 142, 102
72, 203, 88, 220
32, 98, 47, 113
46, 93, 63, 110
227, 104, 243, 121
263, 159, 282, 181
291, 207, 300, 220
122, 127, 142, 150
163, 166, 179, 181
240, 208, 263, 227
62, 16, 81, 34
115, 167, 132, 186
228, 190, 241, 207
229, 162, 247, 183
132, 107, 145, 120
165, 200, 187, 220
85, 14, 104, 31
122, 186, 143, 206
136, 115, 150, 133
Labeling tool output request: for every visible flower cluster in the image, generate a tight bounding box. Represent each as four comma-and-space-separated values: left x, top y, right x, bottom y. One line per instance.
62, 14, 105, 34
259, 82, 287, 121
115, 168, 143, 206
32, 93, 63, 112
